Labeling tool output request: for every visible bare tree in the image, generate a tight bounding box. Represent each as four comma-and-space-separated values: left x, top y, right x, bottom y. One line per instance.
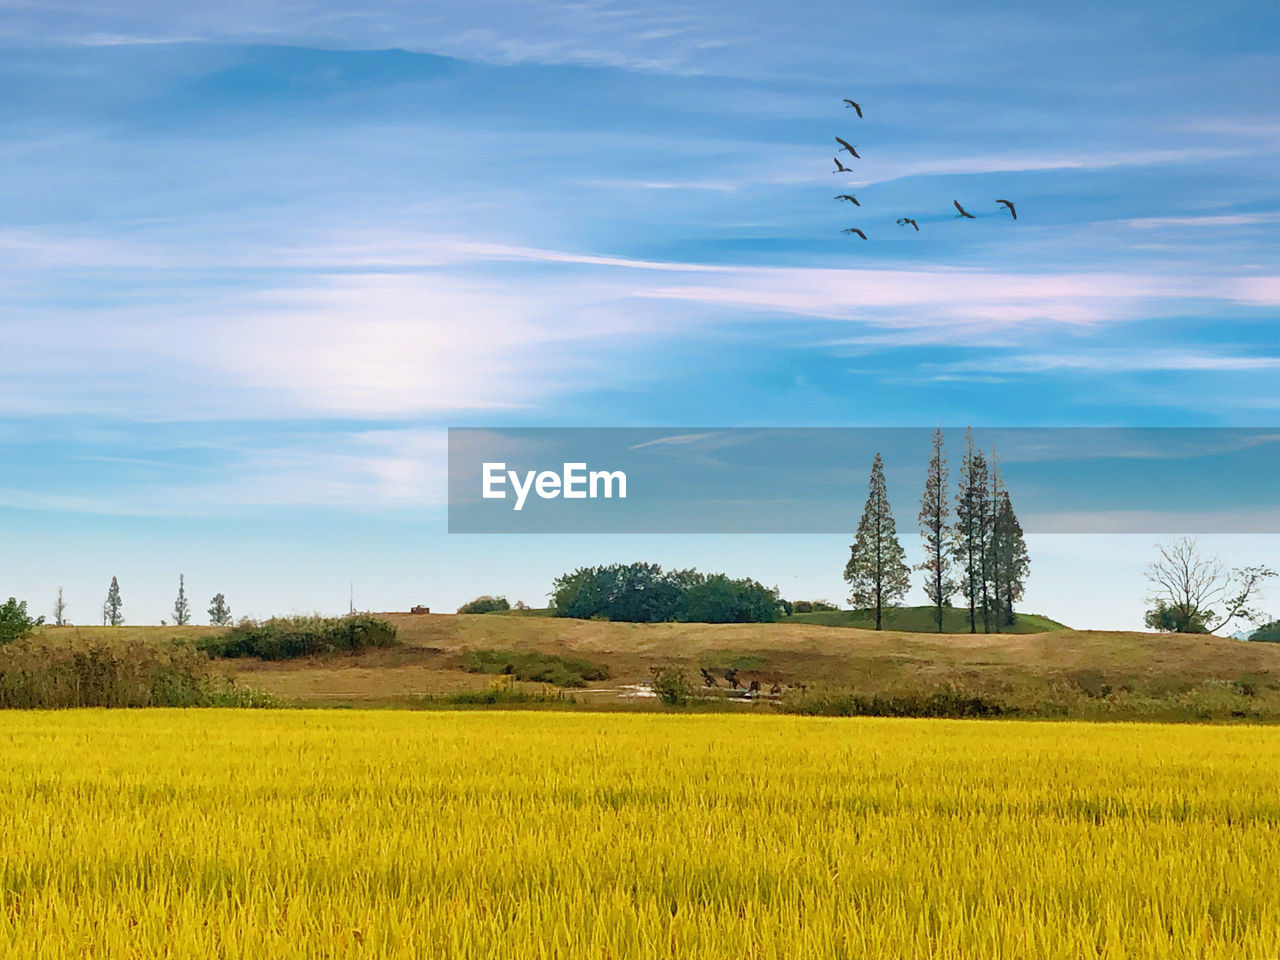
1145, 537, 1275, 634
53, 587, 67, 627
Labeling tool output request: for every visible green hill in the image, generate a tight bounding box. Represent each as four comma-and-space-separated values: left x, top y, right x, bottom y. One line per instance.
784, 606, 1068, 633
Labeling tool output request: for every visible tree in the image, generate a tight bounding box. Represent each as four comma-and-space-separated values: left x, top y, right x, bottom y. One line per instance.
953, 428, 990, 634
917, 427, 957, 632
1248, 620, 1280, 643
1144, 537, 1275, 635
991, 490, 1029, 626
104, 576, 123, 626
549, 563, 779, 623
208, 593, 232, 627
457, 595, 511, 614
0, 598, 44, 644
844, 452, 910, 630
53, 587, 67, 627
173, 574, 191, 626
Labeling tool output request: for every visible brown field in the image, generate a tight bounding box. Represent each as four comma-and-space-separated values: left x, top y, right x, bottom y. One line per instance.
37, 613, 1271, 709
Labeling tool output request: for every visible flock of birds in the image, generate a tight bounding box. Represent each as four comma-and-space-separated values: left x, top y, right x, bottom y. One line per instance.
832, 98, 1017, 240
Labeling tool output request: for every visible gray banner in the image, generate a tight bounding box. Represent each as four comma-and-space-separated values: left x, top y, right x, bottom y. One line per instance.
448, 427, 1280, 533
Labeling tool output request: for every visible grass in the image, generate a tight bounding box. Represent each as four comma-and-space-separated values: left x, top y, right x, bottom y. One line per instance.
2, 710, 1280, 958
458, 648, 609, 687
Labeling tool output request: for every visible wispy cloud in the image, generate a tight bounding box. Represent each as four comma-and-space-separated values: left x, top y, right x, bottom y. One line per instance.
931, 350, 1280, 375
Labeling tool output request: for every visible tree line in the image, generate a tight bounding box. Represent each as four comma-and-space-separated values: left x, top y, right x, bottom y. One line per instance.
33, 576, 235, 628
844, 427, 1029, 632
550, 563, 781, 623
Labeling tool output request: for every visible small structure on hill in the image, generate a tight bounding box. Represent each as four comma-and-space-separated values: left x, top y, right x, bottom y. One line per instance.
410, 605, 430, 615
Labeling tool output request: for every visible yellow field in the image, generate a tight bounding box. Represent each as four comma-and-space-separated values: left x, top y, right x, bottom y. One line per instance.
2, 711, 1279, 959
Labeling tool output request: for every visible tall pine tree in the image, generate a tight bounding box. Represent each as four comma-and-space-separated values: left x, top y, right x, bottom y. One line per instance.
992, 490, 1030, 626
917, 427, 956, 631
845, 452, 910, 630
953, 429, 990, 634
173, 574, 190, 626
985, 452, 1005, 632
103, 576, 123, 627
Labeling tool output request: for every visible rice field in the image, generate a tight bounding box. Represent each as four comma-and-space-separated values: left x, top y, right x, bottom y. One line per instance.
1, 711, 1279, 959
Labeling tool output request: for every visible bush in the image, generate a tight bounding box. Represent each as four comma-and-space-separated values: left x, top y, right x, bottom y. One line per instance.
457, 595, 512, 615
434, 687, 575, 707
1248, 620, 1280, 643
458, 649, 609, 687
779, 686, 1009, 718
649, 665, 693, 706
1144, 600, 1211, 633
199, 614, 397, 661
0, 598, 44, 645
551, 563, 780, 623
0, 637, 273, 708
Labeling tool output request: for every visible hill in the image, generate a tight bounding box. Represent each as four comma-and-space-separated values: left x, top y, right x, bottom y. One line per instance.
783, 606, 1068, 633
34, 614, 1256, 714
31, 615, 1280, 717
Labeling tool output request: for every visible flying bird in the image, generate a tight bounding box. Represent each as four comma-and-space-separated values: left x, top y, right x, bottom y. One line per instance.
953, 200, 976, 219
834, 194, 860, 205
896, 217, 919, 231
996, 198, 1017, 220
835, 137, 860, 158
843, 99, 862, 117
833, 156, 852, 173
842, 227, 867, 239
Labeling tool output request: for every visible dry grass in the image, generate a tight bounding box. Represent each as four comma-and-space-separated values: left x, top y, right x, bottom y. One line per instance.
37, 616, 1280, 710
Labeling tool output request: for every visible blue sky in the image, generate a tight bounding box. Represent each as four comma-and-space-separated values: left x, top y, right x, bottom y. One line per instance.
1, 0, 1277, 627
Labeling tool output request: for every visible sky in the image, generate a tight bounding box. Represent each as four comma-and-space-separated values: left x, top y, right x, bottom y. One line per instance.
1, 0, 1277, 628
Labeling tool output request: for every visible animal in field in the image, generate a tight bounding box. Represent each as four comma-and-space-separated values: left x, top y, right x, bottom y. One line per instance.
724, 668, 739, 689
700, 668, 717, 688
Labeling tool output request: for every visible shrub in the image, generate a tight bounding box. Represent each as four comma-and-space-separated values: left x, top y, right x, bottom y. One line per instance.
1144, 600, 1211, 633
458, 649, 609, 687
434, 687, 575, 707
199, 614, 397, 660
779, 686, 1009, 718
0, 637, 272, 708
649, 665, 693, 706
457, 595, 512, 615
0, 598, 44, 645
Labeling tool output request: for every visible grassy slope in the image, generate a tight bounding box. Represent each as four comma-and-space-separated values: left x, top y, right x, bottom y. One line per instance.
211, 614, 1280, 705
38, 615, 1280, 708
